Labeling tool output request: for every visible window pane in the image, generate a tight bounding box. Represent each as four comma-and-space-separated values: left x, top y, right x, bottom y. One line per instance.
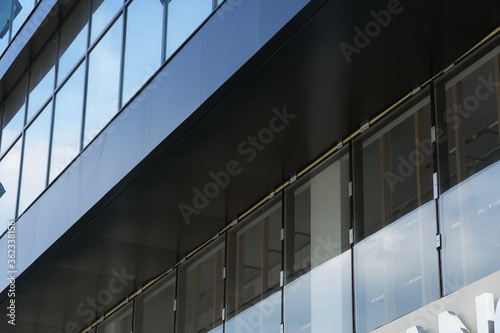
177, 237, 225, 333
97, 302, 133, 333
353, 94, 434, 241
441, 160, 500, 294
50, 62, 85, 182
134, 274, 175, 333
284, 152, 352, 333
226, 201, 282, 333
58, 0, 89, 85
0, 0, 13, 54
27, 38, 56, 121
91, 0, 122, 44
1, 75, 27, 155
166, 0, 212, 59
122, 0, 163, 104
84, 16, 122, 146
18, 101, 52, 215
354, 201, 440, 333
437, 46, 500, 192
12, 0, 34, 37
0, 138, 22, 232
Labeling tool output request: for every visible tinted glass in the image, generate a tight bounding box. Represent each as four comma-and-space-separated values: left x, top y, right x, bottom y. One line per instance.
84, 16, 122, 146
50, 62, 85, 182
166, 0, 212, 59
91, 0, 122, 43
58, 0, 89, 85
0, 138, 22, 232
355, 201, 440, 333
134, 274, 176, 333
177, 238, 225, 333
353, 94, 434, 240
284, 152, 352, 333
18, 101, 52, 215
12, 0, 34, 37
226, 201, 282, 333
122, 0, 164, 104
27, 38, 56, 121
436, 46, 500, 192
97, 302, 133, 333
1, 76, 27, 155
0, 0, 12, 54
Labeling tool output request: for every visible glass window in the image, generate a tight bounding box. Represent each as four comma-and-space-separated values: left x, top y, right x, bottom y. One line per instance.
84, 15, 122, 146
27, 38, 56, 122
58, 0, 90, 85
134, 273, 176, 333
91, 0, 123, 44
354, 201, 440, 333
436, 45, 500, 192
122, 0, 164, 104
18, 101, 52, 215
1, 75, 27, 155
49, 62, 85, 182
353, 93, 434, 241
177, 237, 225, 333
225, 200, 282, 333
97, 302, 133, 333
165, 0, 212, 59
12, 0, 34, 37
0, 0, 14, 54
284, 151, 352, 333
0, 138, 22, 233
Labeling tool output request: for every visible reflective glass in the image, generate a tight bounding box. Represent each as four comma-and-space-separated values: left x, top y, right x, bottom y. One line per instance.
353, 94, 434, 241
122, 0, 164, 104
134, 274, 175, 333
91, 0, 122, 43
58, 0, 89, 85
166, 0, 212, 59
12, 0, 34, 37
50, 62, 85, 182
284, 152, 351, 333
97, 302, 133, 333
441, 160, 500, 294
27, 38, 56, 122
1, 76, 27, 155
177, 237, 225, 333
437, 46, 500, 192
84, 16, 122, 146
226, 201, 282, 333
18, 101, 52, 215
0, 138, 22, 233
0, 0, 13, 54
354, 201, 440, 333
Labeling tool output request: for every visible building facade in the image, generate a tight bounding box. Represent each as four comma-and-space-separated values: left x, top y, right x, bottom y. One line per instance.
0, 0, 499, 332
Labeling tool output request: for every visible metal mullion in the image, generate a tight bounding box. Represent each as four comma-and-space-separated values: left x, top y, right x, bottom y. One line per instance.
81, 0, 93, 152
118, 5, 127, 110
8, 0, 14, 44
280, 194, 285, 332
161, 0, 168, 64
348, 143, 357, 333
0, 105, 3, 151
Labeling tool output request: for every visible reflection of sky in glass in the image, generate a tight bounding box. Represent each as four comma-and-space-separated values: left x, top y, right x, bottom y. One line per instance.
441, 160, 500, 294
0, 138, 21, 233
122, 0, 163, 104
225, 292, 281, 333
0, 0, 10, 56
285, 251, 352, 333
27, 39, 56, 122
18, 101, 52, 215
58, 0, 89, 85
91, 0, 122, 43
12, 0, 34, 37
1, 76, 27, 155
50, 62, 85, 182
355, 201, 440, 333
85, 16, 122, 146
166, 0, 212, 59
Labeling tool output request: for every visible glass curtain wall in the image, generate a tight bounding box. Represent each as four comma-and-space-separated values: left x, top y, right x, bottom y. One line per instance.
226, 200, 282, 333
436, 42, 500, 294
96, 302, 133, 333
284, 151, 352, 333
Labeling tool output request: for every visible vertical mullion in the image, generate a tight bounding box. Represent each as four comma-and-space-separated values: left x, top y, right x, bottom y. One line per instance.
161, 0, 168, 64
81, 0, 92, 151
118, 4, 127, 110
8, 0, 14, 43
349, 143, 357, 333
16, 66, 31, 218
494, 54, 500, 142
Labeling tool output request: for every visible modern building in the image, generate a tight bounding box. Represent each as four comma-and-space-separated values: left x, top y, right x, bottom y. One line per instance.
0, 0, 499, 332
